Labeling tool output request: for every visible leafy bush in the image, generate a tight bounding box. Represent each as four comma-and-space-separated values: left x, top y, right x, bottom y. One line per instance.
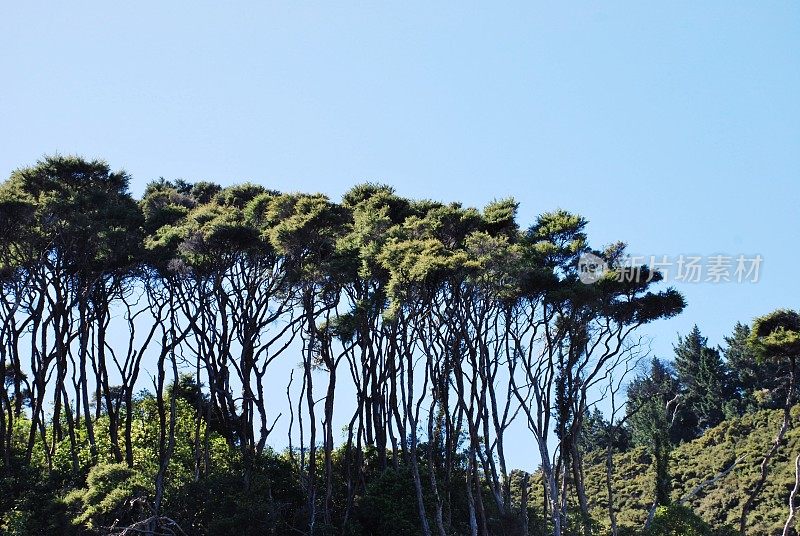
642, 505, 735, 536
64, 462, 152, 533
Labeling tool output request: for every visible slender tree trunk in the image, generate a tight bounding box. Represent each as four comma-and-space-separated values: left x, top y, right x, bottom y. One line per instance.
644, 433, 671, 532
0, 353, 8, 470
154, 315, 180, 534
539, 441, 562, 536
427, 398, 448, 536
473, 461, 490, 536
465, 448, 479, 536
606, 437, 619, 536
323, 357, 336, 528
124, 390, 135, 466
78, 297, 97, 461
571, 441, 592, 536
303, 290, 318, 535
521, 472, 529, 536
783, 453, 800, 536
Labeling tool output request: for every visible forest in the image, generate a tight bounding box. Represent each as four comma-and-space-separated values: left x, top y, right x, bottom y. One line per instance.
1, 155, 799, 536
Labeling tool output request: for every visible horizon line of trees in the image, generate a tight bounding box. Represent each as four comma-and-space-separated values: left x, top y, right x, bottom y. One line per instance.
0, 155, 797, 536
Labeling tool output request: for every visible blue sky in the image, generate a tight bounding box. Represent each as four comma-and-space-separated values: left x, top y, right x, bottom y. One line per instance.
2, 2, 799, 468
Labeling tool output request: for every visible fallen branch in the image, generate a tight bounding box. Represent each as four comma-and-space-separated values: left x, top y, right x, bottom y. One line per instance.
111, 516, 187, 536
678, 455, 746, 506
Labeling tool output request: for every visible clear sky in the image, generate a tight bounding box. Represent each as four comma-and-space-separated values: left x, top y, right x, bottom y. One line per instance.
2, 2, 799, 469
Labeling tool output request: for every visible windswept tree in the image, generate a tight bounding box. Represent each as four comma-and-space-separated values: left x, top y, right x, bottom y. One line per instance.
377, 200, 480, 536
332, 184, 411, 526
0, 156, 694, 536
142, 181, 309, 486
267, 191, 349, 533
0, 155, 143, 469
506, 211, 684, 536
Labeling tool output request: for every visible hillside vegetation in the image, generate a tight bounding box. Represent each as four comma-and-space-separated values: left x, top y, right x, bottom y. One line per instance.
574, 406, 800, 535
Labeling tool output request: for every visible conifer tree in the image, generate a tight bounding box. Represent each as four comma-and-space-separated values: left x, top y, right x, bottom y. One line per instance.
674, 326, 731, 435
725, 321, 784, 412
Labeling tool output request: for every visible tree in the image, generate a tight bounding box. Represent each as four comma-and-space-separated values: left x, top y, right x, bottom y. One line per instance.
0, 155, 143, 469
627, 358, 680, 512
267, 191, 349, 534
506, 211, 684, 536
2, 156, 706, 536
674, 326, 731, 436
725, 322, 784, 413
739, 309, 800, 536
694, 346, 730, 430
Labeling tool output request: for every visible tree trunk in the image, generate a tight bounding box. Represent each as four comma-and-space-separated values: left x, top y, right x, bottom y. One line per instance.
521, 472, 530, 536
571, 441, 593, 536
783, 453, 800, 536
606, 438, 619, 536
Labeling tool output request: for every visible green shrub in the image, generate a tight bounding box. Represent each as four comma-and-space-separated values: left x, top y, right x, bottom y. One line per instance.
64, 462, 152, 532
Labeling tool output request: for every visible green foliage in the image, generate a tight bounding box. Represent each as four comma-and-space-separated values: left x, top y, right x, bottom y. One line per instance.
0, 155, 143, 275
528, 209, 587, 268
168, 454, 302, 535
642, 505, 735, 536
353, 466, 428, 536
0, 156, 697, 536
580, 407, 630, 454
725, 322, 783, 413
140, 177, 285, 277
693, 346, 729, 429
749, 309, 800, 362
266, 192, 349, 282
140, 179, 196, 233
673, 326, 734, 436
570, 406, 800, 535
627, 359, 685, 447
64, 463, 152, 532
0, 463, 76, 535
482, 197, 519, 238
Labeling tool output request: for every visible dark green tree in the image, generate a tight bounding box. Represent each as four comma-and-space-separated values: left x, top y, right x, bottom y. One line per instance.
674, 326, 731, 435
724, 322, 784, 413
627, 359, 680, 511
0, 155, 144, 467
694, 346, 730, 430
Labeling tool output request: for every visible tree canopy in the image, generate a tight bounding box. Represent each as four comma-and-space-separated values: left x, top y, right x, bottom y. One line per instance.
1, 155, 794, 536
